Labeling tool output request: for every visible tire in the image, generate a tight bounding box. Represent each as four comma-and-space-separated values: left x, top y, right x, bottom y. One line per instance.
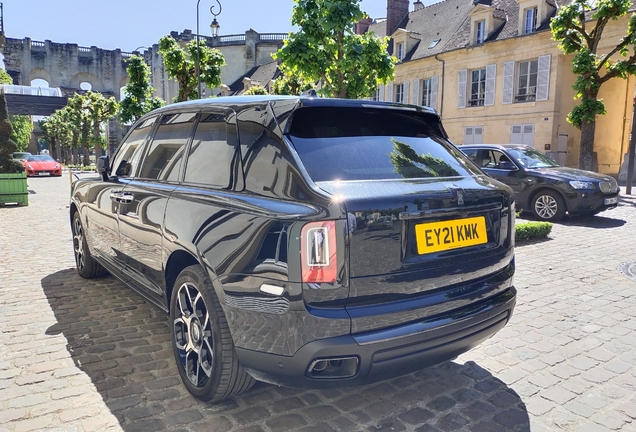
72, 212, 108, 278
531, 190, 566, 222
170, 265, 255, 402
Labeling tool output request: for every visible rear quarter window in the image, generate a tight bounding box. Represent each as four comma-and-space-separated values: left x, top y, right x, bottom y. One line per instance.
287, 107, 480, 182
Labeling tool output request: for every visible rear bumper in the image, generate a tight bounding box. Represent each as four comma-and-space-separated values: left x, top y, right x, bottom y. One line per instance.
236, 286, 516, 388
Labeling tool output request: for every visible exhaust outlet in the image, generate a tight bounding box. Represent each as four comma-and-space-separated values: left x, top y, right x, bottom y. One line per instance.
312, 360, 329, 372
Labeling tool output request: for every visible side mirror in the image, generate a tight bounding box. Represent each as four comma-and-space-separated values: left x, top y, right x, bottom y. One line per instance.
96, 155, 109, 181
498, 161, 516, 170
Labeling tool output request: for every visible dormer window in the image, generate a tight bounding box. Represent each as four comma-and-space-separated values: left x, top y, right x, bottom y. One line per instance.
524, 7, 538, 33
476, 20, 486, 44
397, 42, 404, 60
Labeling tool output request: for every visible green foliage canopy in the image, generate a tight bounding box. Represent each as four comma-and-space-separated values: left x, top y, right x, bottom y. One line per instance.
119, 55, 164, 124
0, 92, 24, 173
0, 69, 13, 85
274, 0, 395, 99
551, 0, 636, 168
9, 115, 33, 152
271, 67, 314, 95
158, 36, 226, 102
243, 85, 269, 95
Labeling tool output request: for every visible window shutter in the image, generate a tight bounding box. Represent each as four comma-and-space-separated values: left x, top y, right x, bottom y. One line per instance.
412, 79, 420, 106
485, 64, 496, 106
464, 127, 474, 144
523, 124, 535, 146
386, 82, 393, 102
458, 69, 467, 108
503, 61, 514, 104
474, 127, 483, 144
536, 54, 551, 101
403, 81, 410, 104
430, 76, 439, 111
378, 85, 385, 101
510, 125, 522, 143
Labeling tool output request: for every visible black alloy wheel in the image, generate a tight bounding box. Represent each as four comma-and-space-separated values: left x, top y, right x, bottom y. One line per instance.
170, 265, 255, 401
72, 212, 107, 278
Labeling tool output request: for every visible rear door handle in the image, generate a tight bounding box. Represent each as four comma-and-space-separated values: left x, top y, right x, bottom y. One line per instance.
109, 190, 123, 202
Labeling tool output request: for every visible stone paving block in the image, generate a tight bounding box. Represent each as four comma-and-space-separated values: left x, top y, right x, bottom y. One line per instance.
592, 410, 633, 430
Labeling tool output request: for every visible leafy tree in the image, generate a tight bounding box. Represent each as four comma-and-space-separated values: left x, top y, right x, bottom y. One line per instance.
8, 115, 34, 152
0, 92, 24, 173
83, 91, 119, 157
158, 36, 226, 102
271, 67, 314, 95
243, 85, 269, 95
119, 55, 164, 124
274, 0, 395, 99
0, 69, 12, 85
1, 67, 34, 152
40, 115, 73, 162
66, 94, 93, 166
551, 0, 636, 170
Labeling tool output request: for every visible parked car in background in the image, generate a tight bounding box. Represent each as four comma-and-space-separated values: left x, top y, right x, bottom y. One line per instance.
70, 96, 517, 402
12, 152, 32, 161
459, 144, 620, 221
21, 155, 62, 177
367, 215, 394, 231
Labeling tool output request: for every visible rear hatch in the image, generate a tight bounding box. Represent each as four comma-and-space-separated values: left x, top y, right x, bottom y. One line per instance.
286, 104, 515, 332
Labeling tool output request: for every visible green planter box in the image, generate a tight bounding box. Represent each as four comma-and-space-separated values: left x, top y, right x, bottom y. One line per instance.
0, 172, 28, 206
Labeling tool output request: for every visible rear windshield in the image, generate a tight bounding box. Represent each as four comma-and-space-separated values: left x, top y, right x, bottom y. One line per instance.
287, 107, 479, 182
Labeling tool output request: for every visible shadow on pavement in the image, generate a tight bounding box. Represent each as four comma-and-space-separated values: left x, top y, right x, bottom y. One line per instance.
42, 268, 530, 432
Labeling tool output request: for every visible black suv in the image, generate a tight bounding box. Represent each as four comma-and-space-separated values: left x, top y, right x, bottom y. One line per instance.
70, 96, 516, 402
460, 144, 620, 221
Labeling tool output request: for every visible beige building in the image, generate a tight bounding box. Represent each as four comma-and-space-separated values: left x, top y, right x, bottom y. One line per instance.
370, 0, 636, 175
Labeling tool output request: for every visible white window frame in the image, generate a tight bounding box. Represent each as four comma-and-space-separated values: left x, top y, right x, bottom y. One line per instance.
503, 55, 550, 104
476, 20, 486, 44
516, 59, 539, 102
397, 42, 404, 60
422, 78, 433, 107
469, 68, 487, 107
524, 7, 538, 34
395, 83, 405, 103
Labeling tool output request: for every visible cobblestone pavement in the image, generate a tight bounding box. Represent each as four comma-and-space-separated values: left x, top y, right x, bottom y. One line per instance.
1, 173, 635, 432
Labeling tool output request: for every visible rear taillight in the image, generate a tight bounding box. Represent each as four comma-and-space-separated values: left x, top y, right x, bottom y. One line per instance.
301, 221, 337, 283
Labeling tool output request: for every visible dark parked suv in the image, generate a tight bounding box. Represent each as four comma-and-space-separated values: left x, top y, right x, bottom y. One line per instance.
70, 96, 516, 402
460, 144, 620, 221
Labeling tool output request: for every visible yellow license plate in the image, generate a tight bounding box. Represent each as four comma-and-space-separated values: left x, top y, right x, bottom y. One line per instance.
415, 216, 488, 254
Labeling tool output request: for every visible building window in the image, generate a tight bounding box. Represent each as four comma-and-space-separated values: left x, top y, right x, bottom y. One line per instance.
511, 124, 534, 145
396, 42, 404, 60
372, 88, 380, 101
395, 83, 405, 103
524, 7, 538, 34
516, 59, 538, 102
428, 38, 441, 49
476, 20, 486, 44
469, 69, 487, 106
464, 126, 483, 144
422, 79, 433, 106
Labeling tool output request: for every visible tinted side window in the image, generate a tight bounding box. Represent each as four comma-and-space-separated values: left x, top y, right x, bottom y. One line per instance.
139, 113, 197, 181
112, 116, 157, 178
183, 111, 240, 188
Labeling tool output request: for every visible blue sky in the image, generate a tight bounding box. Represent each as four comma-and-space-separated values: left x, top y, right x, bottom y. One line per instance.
4, 0, 418, 52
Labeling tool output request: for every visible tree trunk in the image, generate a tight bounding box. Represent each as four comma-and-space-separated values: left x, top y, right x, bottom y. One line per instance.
579, 120, 596, 171
93, 124, 102, 158
82, 145, 90, 166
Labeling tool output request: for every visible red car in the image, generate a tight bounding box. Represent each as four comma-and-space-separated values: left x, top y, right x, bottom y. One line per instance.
22, 155, 63, 177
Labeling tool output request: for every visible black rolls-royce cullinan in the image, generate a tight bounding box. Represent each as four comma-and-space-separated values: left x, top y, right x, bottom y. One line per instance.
70, 96, 517, 402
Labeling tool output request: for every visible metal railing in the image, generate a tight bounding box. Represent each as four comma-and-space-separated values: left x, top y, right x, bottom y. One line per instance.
0, 84, 63, 97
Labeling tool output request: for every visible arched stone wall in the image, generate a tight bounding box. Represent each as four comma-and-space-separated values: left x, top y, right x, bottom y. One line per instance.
69, 72, 105, 92
27, 67, 51, 85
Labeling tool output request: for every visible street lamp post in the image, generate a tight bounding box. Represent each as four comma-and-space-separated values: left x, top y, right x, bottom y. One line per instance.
196, 0, 222, 99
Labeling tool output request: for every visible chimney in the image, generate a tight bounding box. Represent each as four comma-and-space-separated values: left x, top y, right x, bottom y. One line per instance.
355, 17, 374, 34
414, 1, 425, 11
387, 0, 410, 36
